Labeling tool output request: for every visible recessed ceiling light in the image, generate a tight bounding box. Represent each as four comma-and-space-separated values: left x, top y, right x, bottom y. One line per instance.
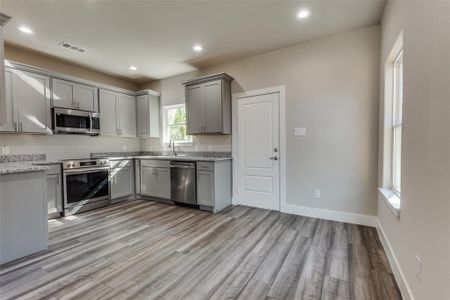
193, 44, 203, 52
297, 9, 310, 19
129, 66, 137, 71
18, 26, 34, 34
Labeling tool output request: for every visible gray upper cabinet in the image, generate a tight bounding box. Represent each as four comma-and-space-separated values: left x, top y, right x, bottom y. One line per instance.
52, 79, 73, 109
0, 14, 10, 126
186, 85, 204, 134
117, 94, 136, 137
0, 69, 14, 132
204, 80, 223, 133
136, 90, 160, 138
99, 89, 136, 137
184, 73, 233, 135
99, 89, 117, 135
52, 78, 98, 112
1, 68, 51, 134
73, 84, 98, 111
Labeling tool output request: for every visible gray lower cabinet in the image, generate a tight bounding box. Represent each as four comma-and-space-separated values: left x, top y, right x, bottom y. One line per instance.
110, 160, 135, 201
140, 160, 170, 199
196, 161, 232, 213
184, 73, 233, 135
45, 164, 63, 219
197, 170, 214, 207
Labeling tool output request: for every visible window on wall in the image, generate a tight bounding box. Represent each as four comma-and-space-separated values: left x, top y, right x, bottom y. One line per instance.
391, 50, 403, 196
380, 32, 403, 218
163, 104, 192, 144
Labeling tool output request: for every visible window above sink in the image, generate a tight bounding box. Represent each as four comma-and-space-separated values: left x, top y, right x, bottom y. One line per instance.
163, 104, 193, 146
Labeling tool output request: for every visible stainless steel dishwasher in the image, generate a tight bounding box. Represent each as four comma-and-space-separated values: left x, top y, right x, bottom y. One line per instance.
170, 161, 197, 205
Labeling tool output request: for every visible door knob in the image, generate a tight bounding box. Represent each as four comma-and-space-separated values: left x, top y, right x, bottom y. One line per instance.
269, 156, 278, 161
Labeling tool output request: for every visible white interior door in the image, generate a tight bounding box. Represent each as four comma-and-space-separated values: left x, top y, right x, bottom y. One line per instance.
236, 92, 280, 210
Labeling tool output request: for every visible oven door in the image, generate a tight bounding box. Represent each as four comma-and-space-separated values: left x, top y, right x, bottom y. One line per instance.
64, 168, 110, 208
53, 108, 91, 134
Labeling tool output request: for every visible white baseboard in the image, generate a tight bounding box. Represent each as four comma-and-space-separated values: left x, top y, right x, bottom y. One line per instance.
376, 218, 415, 300
281, 203, 377, 227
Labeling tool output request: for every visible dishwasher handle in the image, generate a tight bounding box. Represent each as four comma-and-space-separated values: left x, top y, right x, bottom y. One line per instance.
170, 165, 195, 169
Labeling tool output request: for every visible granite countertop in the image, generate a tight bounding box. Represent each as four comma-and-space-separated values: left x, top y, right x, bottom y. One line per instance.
0, 152, 231, 174
0, 162, 49, 174
32, 160, 63, 165
109, 155, 232, 162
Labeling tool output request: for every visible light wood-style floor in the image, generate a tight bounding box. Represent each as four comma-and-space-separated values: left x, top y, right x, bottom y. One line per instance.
0, 200, 401, 300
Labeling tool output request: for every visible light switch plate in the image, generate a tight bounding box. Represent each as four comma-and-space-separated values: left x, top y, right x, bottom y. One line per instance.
293, 127, 306, 136
314, 189, 321, 199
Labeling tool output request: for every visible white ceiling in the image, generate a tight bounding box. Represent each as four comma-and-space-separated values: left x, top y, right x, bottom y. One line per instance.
0, 0, 385, 82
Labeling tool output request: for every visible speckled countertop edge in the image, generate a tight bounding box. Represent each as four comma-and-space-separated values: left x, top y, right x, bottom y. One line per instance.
32, 160, 63, 165
108, 155, 232, 162
93, 151, 232, 162
0, 162, 49, 174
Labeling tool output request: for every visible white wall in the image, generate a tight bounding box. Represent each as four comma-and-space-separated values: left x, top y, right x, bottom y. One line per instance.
143, 26, 381, 216
0, 134, 140, 160
378, 1, 450, 299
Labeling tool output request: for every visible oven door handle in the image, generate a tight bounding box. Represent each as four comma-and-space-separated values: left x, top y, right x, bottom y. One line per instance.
64, 167, 110, 175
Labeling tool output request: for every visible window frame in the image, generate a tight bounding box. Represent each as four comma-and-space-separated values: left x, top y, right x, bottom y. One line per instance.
162, 104, 193, 146
379, 32, 403, 218
391, 50, 403, 197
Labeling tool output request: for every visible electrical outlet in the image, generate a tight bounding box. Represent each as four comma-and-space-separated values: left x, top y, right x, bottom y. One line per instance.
415, 255, 422, 282
1, 146, 10, 155
314, 189, 321, 199
293, 127, 307, 137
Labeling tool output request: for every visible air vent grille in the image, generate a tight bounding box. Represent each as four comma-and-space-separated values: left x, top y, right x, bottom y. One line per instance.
58, 41, 86, 53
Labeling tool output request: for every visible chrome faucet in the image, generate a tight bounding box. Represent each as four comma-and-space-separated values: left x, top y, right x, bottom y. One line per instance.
169, 140, 176, 156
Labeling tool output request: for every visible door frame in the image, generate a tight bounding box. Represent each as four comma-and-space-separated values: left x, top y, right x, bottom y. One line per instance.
232, 85, 286, 211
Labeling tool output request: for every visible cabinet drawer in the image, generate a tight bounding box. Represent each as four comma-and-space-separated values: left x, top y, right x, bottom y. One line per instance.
110, 159, 133, 169
140, 159, 170, 168
197, 162, 214, 172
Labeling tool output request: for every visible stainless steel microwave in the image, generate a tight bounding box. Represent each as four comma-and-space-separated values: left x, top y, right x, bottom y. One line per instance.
53, 107, 100, 135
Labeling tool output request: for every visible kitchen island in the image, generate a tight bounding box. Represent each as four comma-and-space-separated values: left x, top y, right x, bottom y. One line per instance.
0, 162, 48, 264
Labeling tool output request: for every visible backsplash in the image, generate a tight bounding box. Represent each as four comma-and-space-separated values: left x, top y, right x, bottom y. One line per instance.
0, 154, 46, 163
91, 151, 232, 158
90, 151, 142, 158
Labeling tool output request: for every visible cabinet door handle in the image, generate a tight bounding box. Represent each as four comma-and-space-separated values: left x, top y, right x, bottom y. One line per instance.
14, 121, 17, 132
20, 121, 23, 132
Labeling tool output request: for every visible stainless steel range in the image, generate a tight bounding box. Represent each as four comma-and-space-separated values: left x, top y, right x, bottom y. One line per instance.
62, 158, 110, 215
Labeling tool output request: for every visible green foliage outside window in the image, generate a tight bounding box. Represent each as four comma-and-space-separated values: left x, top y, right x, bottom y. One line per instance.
167, 106, 191, 143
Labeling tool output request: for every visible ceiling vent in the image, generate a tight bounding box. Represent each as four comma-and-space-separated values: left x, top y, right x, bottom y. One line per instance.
58, 41, 86, 53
